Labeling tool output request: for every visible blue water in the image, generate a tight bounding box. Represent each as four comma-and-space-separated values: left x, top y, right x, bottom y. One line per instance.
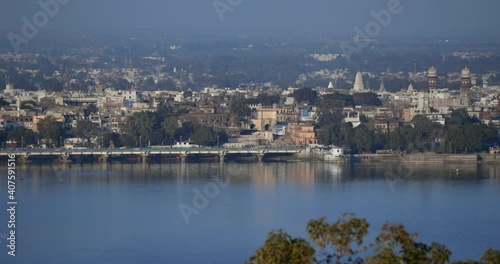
0, 161, 499, 263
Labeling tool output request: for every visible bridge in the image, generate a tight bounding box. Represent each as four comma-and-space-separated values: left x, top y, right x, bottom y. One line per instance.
0, 146, 305, 163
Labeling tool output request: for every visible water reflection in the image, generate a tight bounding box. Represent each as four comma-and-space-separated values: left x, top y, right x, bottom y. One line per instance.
6, 161, 500, 192
0, 161, 499, 263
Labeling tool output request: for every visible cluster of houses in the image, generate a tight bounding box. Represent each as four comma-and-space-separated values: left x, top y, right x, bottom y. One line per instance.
1, 65, 499, 148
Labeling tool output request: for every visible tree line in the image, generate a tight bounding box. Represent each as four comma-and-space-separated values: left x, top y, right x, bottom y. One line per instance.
247, 213, 500, 264
315, 94, 498, 154
119, 104, 228, 148
1, 104, 229, 148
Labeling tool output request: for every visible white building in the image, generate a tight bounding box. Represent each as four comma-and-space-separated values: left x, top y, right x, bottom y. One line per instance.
352, 70, 370, 93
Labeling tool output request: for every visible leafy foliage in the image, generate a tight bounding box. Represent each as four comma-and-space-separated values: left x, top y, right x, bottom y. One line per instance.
229, 97, 252, 127
293, 88, 318, 105
307, 213, 369, 263
7, 127, 36, 147
249, 213, 498, 264
352, 93, 382, 106
190, 126, 218, 146
72, 120, 97, 143
245, 94, 281, 106
38, 117, 64, 147
162, 116, 180, 145
247, 230, 316, 264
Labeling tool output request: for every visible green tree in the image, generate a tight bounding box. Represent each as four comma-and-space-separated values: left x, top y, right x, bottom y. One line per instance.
367, 223, 451, 264
247, 230, 315, 264
318, 123, 353, 147
175, 122, 195, 142
372, 133, 387, 152
413, 115, 434, 140
352, 125, 373, 153
123, 112, 156, 147
72, 120, 97, 146
7, 127, 36, 147
229, 98, 251, 127
293, 87, 318, 105
245, 94, 281, 106
389, 130, 402, 150
102, 132, 122, 148
400, 126, 418, 152
463, 124, 484, 153
448, 108, 471, 126
38, 117, 63, 147
307, 213, 369, 263
352, 93, 382, 106
162, 116, 180, 145
480, 248, 500, 263
0, 130, 7, 146
316, 94, 345, 127
249, 213, 497, 264
190, 126, 218, 146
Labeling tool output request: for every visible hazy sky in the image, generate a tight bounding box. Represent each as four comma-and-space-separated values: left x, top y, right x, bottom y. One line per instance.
1, 0, 499, 38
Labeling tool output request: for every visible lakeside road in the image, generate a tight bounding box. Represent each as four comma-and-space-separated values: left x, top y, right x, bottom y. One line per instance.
1, 147, 500, 164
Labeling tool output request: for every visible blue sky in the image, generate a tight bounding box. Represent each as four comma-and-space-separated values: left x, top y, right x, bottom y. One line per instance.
1, 0, 498, 38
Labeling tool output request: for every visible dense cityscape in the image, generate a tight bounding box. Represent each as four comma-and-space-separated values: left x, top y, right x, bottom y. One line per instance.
1, 1, 500, 263
1, 37, 499, 157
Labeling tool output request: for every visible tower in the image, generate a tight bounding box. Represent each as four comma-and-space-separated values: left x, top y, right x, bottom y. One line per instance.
482, 74, 489, 88
353, 70, 365, 93
460, 67, 472, 92
379, 78, 386, 93
460, 67, 472, 106
426, 66, 438, 92
16, 96, 21, 117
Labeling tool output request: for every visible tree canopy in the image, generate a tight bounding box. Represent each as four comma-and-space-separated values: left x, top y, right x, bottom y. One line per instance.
38, 117, 64, 147
229, 97, 252, 127
293, 88, 318, 105
248, 213, 500, 264
7, 127, 36, 147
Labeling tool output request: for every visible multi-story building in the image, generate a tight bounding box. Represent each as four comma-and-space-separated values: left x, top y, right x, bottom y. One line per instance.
288, 123, 317, 146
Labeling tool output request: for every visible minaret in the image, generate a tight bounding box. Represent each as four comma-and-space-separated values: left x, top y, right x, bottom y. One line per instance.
482, 75, 489, 88
426, 66, 438, 92
460, 67, 472, 92
460, 67, 472, 106
16, 96, 21, 117
353, 70, 365, 93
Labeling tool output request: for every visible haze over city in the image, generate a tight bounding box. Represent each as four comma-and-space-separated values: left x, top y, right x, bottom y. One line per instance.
1, 0, 500, 38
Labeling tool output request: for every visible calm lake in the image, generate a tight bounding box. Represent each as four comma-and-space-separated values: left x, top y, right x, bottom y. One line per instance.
1, 161, 499, 263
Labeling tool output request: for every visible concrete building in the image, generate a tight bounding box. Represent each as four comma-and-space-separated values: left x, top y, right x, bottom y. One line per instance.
288, 123, 317, 146
250, 104, 278, 131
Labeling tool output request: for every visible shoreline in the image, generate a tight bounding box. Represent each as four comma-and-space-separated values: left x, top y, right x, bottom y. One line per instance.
1, 152, 499, 165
